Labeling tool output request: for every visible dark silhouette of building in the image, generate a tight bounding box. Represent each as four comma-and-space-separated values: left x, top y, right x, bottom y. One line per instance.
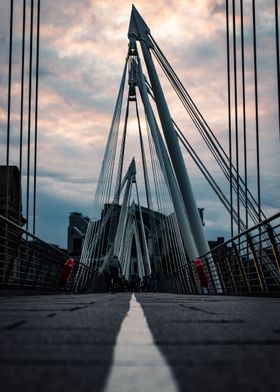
67, 212, 89, 258
0, 166, 25, 225
0, 166, 27, 283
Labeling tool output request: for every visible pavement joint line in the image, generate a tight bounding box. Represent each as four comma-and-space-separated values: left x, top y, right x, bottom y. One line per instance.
4, 320, 27, 330
69, 306, 88, 311
179, 304, 217, 315
154, 339, 280, 346
168, 319, 245, 323
0, 327, 93, 331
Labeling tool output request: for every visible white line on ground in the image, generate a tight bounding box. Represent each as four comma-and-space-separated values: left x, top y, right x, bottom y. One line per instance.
104, 293, 178, 392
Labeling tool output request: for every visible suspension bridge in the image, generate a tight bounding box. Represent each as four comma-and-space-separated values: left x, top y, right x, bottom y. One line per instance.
0, 2, 280, 391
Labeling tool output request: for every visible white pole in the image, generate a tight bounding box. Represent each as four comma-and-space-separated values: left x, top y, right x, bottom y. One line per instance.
133, 221, 145, 280
113, 176, 132, 256
128, 6, 209, 256
137, 61, 198, 261
129, 7, 222, 292
135, 183, 152, 275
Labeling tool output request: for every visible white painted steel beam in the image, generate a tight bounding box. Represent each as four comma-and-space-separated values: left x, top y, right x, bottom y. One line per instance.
128, 7, 222, 292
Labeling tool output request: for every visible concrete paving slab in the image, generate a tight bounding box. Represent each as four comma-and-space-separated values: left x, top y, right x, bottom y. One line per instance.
0, 292, 279, 392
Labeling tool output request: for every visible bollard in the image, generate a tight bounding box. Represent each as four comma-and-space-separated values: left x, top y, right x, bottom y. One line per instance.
193, 258, 208, 288
60, 258, 76, 286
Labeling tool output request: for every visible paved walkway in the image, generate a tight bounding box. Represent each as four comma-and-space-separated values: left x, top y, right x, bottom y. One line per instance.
0, 293, 280, 391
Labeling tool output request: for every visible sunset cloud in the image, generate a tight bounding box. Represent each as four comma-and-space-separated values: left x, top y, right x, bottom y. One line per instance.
0, 0, 279, 247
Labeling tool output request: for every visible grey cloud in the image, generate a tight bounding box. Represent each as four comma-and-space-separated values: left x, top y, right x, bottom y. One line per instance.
1, 0, 279, 248
210, 1, 224, 17
37, 46, 120, 114
193, 40, 219, 60
37, 167, 98, 186
38, 66, 52, 78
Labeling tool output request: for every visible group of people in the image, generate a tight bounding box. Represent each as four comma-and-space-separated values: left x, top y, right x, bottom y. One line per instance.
104, 255, 159, 293
138, 270, 159, 292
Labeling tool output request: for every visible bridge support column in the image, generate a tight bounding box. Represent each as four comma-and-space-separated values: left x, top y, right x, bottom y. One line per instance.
129, 5, 222, 292
137, 61, 198, 264
140, 43, 209, 257
113, 173, 133, 258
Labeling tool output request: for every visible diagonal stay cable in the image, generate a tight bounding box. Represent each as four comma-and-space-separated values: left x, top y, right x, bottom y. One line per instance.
149, 34, 266, 222
146, 86, 259, 227
145, 54, 264, 225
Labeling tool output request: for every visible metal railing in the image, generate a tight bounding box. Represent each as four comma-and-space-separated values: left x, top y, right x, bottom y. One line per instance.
169, 212, 280, 295
1, 212, 280, 295
0, 214, 105, 292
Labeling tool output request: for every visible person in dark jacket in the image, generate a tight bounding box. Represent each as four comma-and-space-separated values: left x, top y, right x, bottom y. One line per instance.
109, 255, 121, 290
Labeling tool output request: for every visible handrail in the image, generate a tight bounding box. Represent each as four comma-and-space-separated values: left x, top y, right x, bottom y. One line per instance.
0, 214, 103, 292
166, 212, 280, 295
199, 211, 280, 259
0, 213, 69, 258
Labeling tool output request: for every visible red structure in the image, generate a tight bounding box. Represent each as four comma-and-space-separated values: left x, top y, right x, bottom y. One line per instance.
60, 258, 76, 286
193, 259, 208, 288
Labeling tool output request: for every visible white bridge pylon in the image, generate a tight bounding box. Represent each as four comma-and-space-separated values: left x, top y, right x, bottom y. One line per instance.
77, 6, 222, 293
110, 158, 151, 279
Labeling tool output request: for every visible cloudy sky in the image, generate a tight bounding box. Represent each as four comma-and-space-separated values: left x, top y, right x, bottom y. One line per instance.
0, 0, 279, 248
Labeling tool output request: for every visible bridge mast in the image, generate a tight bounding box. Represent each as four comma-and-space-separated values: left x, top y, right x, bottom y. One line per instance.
128, 6, 209, 257
128, 5, 222, 291
135, 59, 198, 261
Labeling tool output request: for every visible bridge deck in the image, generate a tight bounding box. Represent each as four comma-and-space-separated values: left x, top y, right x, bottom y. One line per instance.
0, 293, 279, 391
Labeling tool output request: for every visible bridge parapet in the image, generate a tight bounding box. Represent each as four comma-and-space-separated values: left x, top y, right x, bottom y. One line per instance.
0, 214, 104, 293
1, 212, 280, 295
168, 212, 280, 295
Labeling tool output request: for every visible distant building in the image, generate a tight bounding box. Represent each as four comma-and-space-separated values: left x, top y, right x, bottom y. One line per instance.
67, 212, 89, 258
0, 166, 26, 283
0, 166, 25, 225
67, 209, 228, 279
67, 205, 165, 274
208, 236, 225, 250
209, 236, 227, 258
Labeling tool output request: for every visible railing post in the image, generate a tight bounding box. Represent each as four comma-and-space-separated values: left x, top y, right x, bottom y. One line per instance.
225, 253, 238, 293
267, 224, 280, 272
4, 244, 19, 287
247, 234, 267, 292
203, 256, 217, 293
20, 243, 32, 289
232, 242, 251, 292
34, 244, 45, 287
214, 255, 227, 294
